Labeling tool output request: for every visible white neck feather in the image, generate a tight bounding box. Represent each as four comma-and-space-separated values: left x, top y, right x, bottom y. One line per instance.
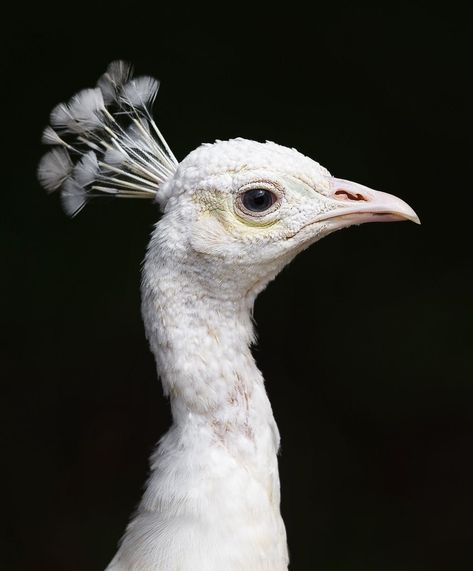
106, 225, 288, 570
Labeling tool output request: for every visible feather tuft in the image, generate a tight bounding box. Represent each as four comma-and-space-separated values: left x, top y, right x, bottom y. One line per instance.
38, 61, 178, 216
103, 146, 127, 168
60, 152, 99, 217
74, 151, 99, 188
50, 87, 105, 133
120, 77, 159, 111
42, 126, 64, 146
97, 60, 133, 104
61, 178, 88, 217
50, 88, 106, 133
37, 148, 73, 192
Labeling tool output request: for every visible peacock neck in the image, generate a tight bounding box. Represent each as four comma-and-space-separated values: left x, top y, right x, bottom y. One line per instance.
141, 239, 281, 460
110, 228, 289, 571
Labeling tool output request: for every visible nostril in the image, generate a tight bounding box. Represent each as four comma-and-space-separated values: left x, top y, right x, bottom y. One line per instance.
335, 190, 368, 202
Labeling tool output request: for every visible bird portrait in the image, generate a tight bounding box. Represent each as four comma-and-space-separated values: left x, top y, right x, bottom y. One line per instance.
37, 61, 420, 570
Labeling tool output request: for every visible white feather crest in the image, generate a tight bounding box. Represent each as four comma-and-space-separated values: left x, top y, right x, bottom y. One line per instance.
38, 60, 178, 216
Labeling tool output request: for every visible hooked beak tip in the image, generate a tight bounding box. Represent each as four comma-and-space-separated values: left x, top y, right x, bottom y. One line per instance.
391, 206, 421, 225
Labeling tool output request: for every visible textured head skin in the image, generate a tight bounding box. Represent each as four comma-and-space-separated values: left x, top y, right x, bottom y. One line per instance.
152, 138, 418, 299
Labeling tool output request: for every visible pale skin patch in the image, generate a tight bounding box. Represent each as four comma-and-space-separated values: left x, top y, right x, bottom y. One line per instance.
192, 188, 281, 238
189, 176, 340, 268
191, 173, 333, 246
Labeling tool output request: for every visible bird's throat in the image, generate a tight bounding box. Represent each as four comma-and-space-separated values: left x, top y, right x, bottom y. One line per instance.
141, 242, 282, 457
108, 211, 288, 570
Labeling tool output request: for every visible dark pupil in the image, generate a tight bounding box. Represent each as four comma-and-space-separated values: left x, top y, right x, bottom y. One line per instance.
242, 189, 274, 212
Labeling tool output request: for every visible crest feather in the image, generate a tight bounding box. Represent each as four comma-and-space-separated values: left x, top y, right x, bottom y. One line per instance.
37, 148, 73, 192
38, 61, 178, 216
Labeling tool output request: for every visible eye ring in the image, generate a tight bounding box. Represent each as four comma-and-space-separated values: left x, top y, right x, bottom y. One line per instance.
236, 181, 283, 218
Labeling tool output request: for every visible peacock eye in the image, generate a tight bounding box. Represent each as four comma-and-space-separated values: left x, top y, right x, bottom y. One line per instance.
241, 188, 277, 213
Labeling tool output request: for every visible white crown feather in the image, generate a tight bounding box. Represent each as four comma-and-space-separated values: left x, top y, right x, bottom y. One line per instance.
38, 61, 178, 216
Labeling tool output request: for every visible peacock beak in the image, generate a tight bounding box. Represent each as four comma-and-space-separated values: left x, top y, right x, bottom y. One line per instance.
321, 177, 420, 225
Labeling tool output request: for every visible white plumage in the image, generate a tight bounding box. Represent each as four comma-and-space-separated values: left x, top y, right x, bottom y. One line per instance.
38, 61, 177, 217
37, 147, 73, 192
38, 61, 419, 571
50, 87, 106, 132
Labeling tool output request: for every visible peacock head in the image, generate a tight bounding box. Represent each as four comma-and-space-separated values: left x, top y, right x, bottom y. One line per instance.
152, 138, 419, 296
38, 61, 419, 298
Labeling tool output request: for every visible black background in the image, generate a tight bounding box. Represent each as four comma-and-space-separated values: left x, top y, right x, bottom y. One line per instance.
3, 3, 472, 570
